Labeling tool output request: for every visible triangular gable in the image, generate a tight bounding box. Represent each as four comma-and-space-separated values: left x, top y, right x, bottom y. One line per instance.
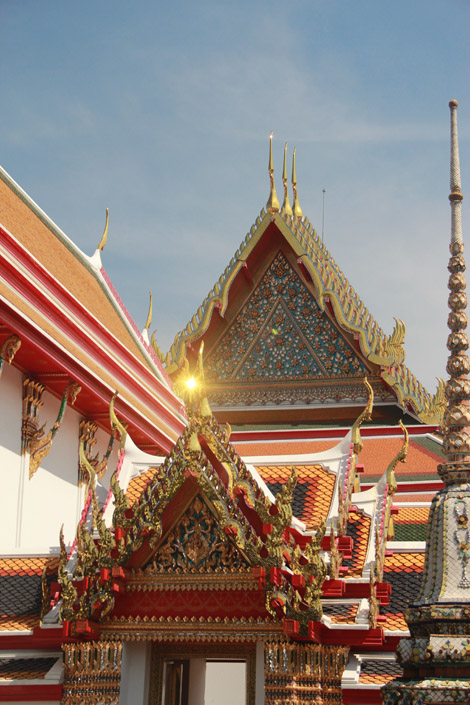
158, 209, 443, 423
205, 250, 368, 385
141, 493, 251, 574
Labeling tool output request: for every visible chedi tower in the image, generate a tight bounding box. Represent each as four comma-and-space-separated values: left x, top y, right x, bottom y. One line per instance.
383, 101, 470, 703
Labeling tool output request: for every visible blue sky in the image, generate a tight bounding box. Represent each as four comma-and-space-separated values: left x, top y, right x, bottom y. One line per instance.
1, 0, 469, 393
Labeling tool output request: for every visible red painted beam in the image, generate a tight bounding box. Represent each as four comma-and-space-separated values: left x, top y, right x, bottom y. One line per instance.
343, 689, 383, 704
231, 425, 439, 443
0, 684, 62, 702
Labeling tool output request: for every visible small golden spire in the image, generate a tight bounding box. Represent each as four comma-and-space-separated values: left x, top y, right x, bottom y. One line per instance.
144, 291, 153, 332
280, 143, 293, 217
266, 132, 280, 216
292, 149, 303, 220
97, 208, 109, 251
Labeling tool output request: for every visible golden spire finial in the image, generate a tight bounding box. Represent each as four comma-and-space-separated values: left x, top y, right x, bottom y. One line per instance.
144, 291, 153, 332
292, 148, 303, 220
266, 132, 280, 216
97, 208, 109, 252
280, 142, 293, 217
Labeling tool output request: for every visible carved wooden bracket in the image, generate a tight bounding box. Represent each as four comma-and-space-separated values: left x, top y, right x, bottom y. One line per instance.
78, 419, 114, 486
0, 334, 21, 379
23, 378, 81, 479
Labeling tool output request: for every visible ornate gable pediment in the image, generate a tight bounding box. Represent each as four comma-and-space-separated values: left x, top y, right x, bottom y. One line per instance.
205, 251, 368, 387
146, 493, 250, 575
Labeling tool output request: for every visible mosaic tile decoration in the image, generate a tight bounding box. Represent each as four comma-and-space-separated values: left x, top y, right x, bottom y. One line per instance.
205, 251, 368, 384
125, 467, 158, 506
359, 659, 402, 684
341, 511, 371, 578
0, 657, 57, 680
0, 557, 58, 632
255, 464, 336, 529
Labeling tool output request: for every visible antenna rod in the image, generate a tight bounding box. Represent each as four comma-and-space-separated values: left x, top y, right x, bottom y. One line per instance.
322, 189, 326, 243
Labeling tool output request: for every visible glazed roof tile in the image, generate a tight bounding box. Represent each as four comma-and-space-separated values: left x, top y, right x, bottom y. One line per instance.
254, 464, 335, 529
394, 507, 430, 523
393, 507, 430, 541
125, 467, 159, 506
381, 551, 425, 630
325, 603, 359, 625
359, 659, 402, 684
0, 556, 59, 632
238, 437, 441, 481
0, 615, 39, 632
0, 657, 57, 680
0, 557, 59, 577
342, 511, 371, 578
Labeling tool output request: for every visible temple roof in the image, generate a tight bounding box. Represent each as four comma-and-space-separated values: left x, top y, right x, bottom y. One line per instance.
0, 165, 186, 452
157, 208, 444, 425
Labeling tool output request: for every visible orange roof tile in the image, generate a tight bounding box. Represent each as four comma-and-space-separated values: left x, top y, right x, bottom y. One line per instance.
360, 672, 398, 685
126, 467, 159, 506
329, 604, 358, 624
394, 507, 429, 524
359, 439, 440, 478
0, 615, 38, 632
238, 437, 441, 479
382, 612, 408, 631
0, 176, 151, 372
0, 556, 59, 577
254, 464, 335, 529
384, 552, 425, 572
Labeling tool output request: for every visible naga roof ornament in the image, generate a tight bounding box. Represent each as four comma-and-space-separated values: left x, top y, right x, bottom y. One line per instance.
97, 208, 109, 252
383, 100, 470, 704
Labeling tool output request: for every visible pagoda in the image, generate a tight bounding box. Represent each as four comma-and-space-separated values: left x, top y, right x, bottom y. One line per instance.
382, 101, 470, 704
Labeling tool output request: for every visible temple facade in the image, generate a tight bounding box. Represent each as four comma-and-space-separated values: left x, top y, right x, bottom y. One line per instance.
0, 104, 463, 704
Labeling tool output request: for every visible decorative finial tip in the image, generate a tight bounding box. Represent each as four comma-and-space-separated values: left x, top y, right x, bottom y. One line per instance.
270, 131, 273, 140
449, 99, 459, 108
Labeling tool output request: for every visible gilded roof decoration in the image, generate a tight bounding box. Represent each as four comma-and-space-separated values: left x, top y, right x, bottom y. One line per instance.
160, 198, 442, 421
58, 401, 328, 632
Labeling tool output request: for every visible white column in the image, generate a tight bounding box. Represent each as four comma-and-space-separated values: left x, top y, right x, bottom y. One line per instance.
189, 658, 206, 705
119, 642, 150, 705
255, 642, 265, 705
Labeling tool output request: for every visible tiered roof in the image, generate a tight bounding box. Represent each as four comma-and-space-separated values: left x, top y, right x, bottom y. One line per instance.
155, 185, 444, 424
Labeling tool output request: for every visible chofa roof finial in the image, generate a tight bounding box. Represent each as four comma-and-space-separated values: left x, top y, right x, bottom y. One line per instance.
280, 142, 293, 217
266, 132, 280, 216
292, 148, 303, 220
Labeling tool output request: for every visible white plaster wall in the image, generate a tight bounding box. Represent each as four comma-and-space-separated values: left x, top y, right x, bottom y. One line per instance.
119, 642, 150, 705
0, 365, 121, 553
256, 641, 265, 705
0, 364, 23, 552
19, 387, 81, 549
205, 661, 246, 705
